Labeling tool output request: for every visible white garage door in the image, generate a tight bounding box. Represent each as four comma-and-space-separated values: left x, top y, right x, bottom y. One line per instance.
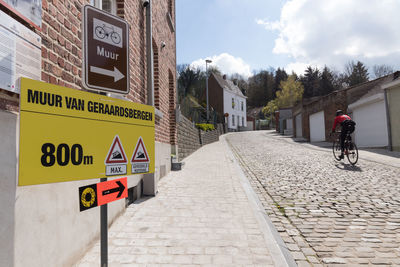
295, 114, 302, 138
353, 100, 388, 147
286, 118, 293, 130
310, 111, 325, 142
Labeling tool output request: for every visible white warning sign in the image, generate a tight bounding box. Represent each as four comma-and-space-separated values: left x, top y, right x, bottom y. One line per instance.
105, 135, 127, 176
131, 136, 149, 174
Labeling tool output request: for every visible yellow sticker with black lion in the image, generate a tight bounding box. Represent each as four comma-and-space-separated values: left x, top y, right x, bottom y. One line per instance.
79, 184, 98, 211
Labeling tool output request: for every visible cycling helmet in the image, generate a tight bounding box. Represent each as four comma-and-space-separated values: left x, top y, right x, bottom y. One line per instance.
336, 110, 343, 116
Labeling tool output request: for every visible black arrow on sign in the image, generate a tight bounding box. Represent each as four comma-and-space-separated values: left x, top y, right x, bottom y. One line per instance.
102, 181, 125, 198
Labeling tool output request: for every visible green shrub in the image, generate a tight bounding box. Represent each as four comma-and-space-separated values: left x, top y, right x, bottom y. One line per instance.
195, 123, 215, 131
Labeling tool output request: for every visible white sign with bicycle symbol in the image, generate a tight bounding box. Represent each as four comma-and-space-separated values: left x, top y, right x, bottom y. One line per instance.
93, 18, 123, 48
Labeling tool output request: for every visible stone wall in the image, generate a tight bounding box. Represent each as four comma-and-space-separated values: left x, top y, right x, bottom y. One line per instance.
177, 116, 224, 160
200, 128, 219, 146
217, 123, 226, 135
177, 114, 201, 160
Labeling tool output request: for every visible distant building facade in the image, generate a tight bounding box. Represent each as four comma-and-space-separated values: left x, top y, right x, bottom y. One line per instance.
208, 73, 247, 131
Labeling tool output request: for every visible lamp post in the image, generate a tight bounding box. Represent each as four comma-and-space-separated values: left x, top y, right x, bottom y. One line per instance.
205, 59, 212, 122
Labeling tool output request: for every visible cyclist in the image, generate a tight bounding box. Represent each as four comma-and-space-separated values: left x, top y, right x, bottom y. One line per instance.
331, 110, 356, 160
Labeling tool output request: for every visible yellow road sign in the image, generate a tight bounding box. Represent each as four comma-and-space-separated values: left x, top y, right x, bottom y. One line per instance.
18, 78, 155, 186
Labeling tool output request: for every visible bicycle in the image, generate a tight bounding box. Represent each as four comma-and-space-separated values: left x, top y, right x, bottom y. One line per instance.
332, 131, 358, 165
95, 24, 121, 45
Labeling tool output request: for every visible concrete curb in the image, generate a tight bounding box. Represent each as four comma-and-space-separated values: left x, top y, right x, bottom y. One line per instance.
222, 136, 297, 267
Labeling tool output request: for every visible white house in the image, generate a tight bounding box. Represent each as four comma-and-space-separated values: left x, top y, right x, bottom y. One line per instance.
209, 73, 247, 131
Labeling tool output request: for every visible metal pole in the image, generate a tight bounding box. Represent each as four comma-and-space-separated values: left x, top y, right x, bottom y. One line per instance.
146, 0, 154, 106
206, 62, 209, 122
100, 177, 108, 267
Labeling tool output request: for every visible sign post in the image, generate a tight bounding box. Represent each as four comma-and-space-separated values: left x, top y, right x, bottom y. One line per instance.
100, 180, 107, 267
79, 176, 128, 266
82, 5, 130, 94
19, 78, 154, 267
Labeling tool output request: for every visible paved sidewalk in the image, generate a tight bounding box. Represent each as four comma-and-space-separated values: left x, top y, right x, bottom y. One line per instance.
75, 136, 294, 266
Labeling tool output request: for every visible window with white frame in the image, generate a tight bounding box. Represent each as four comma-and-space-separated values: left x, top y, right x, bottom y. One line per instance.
232, 115, 235, 126
241, 101, 243, 111
242, 116, 244, 126
92, 0, 117, 15
232, 98, 235, 109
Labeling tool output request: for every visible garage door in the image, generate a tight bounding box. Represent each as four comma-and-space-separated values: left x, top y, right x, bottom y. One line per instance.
309, 111, 325, 142
353, 100, 388, 147
295, 114, 302, 138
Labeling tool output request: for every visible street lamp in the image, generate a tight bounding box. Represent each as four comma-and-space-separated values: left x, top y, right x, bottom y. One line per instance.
205, 59, 212, 122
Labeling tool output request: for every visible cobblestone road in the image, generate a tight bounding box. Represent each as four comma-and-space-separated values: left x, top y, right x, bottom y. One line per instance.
227, 131, 400, 266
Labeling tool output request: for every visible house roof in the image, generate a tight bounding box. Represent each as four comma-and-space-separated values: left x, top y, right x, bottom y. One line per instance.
211, 73, 246, 98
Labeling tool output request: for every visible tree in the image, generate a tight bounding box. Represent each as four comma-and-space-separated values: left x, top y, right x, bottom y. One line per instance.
319, 66, 335, 96
301, 66, 320, 98
247, 70, 275, 107
344, 61, 369, 87
372, 64, 394, 79
331, 70, 347, 91
230, 73, 248, 95
262, 99, 278, 117
274, 68, 288, 96
177, 64, 202, 100
276, 75, 304, 108
208, 66, 222, 76
263, 75, 304, 116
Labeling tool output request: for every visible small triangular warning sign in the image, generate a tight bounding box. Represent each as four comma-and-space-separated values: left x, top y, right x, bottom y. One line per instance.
105, 135, 128, 164
131, 137, 149, 163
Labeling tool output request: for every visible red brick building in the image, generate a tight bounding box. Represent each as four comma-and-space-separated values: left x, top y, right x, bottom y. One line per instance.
293, 76, 393, 142
0, 0, 177, 266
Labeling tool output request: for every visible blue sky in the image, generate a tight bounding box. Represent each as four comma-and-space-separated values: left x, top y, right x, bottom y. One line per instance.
177, 0, 287, 73
176, 0, 400, 78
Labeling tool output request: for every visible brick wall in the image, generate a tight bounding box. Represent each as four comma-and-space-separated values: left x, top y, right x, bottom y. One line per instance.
0, 0, 177, 145
300, 76, 391, 141
208, 74, 224, 115
152, 0, 177, 144
302, 91, 347, 141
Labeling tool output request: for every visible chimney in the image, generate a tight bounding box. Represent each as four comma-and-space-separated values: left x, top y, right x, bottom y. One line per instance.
223, 74, 227, 80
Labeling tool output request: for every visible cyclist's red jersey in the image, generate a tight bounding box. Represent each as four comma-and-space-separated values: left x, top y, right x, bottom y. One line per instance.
332, 114, 351, 131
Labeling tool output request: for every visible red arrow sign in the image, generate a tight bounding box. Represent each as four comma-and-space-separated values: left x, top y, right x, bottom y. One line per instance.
97, 177, 127, 206
79, 177, 128, 211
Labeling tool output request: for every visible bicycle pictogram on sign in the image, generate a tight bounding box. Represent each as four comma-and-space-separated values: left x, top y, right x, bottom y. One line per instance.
93, 18, 123, 48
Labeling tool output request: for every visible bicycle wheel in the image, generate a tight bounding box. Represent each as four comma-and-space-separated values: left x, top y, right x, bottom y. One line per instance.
346, 142, 358, 165
111, 32, 121, 44
332, 140, 342, 161
95, 26, 106, 39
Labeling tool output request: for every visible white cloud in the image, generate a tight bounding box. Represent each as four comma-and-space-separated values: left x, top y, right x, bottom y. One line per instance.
285, 62, 310, 76
190, 53, 252, 79
256, 19, 281, 31
259, 0, 400, 74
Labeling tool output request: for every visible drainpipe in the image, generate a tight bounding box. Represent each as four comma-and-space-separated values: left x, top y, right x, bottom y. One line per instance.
143, 0, 157, 196
384, 89, 392, 151
145, 0, 154, 106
